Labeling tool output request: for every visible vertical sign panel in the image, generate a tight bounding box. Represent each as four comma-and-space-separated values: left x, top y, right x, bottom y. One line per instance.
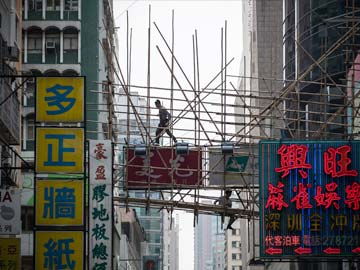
34, 76, 86, 270
260, 140, 360, 259
36, 128, 84, 173
36, 77, 84, 122
0, 188, 21, 235
35, 180, 84, 226
35, 231, 84, 270
89, 140, 112, 270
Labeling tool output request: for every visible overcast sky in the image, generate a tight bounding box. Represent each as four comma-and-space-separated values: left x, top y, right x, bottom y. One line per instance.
113, 1, 243, 269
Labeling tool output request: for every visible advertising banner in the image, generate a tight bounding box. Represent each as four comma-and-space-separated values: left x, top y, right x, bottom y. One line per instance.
208, 144, 258, 186
260, 140, 360, 258
126, 147, 202, 189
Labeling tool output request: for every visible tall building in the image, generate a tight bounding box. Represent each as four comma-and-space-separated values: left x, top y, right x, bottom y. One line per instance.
235, 0, 283, 141
20, 0, 117, 267
283, 0, 360, 140
163, 213, 179, 270
283, 1, 360, 269
234, 1, 283, 269
119, 208, 147, 270
224, 220, 241, 270
194, 208, 225, 270
133, 192, 165, 269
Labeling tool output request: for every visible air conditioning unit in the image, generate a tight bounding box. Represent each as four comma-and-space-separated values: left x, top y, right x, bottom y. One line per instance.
46, 41, 55, 49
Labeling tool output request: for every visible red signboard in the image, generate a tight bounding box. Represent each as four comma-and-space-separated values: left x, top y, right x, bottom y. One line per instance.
126, 147, 202, 189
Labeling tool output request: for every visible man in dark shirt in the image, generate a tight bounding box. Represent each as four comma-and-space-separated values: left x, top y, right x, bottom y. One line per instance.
154, 99, 177, 144
214, 190, 237, 230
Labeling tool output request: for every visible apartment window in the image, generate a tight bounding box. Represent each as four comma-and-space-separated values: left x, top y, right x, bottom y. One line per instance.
63, 33, 78, 50
26, 117, 35, 140
231, 253, 241, 260
21, 206, 34, 231
28, 29, 42, 53
64, 0, 78, 11
46, 0, 60, 11
232, 267, 242, 270
232, 241, 240, 248
29, 0, 42, 11
63, 30, 78, 51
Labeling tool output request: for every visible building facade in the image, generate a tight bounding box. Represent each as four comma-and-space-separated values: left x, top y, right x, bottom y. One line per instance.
20, 0, 117, 268
163, 213, 179, 270
283, 1, 360, 269
119, 208, 147, 270
194, 209, 225, 270
0, 0, 22, 188
283, 0, 360, 140
234, 1, 283, 269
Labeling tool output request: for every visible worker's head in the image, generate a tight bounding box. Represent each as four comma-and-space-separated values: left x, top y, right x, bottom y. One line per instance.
155, 99, 161, 108
225, 190, 232, 197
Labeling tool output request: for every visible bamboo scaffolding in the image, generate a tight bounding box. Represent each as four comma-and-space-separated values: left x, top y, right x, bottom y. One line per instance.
93, 5, 360, 225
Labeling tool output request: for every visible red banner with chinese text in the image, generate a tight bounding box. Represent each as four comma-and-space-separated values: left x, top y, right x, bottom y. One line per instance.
126, 147, 202, 189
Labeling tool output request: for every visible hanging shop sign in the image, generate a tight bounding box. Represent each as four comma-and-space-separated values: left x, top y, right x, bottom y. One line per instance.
36, 127, 84, 173
126, 147, 202, 189
260, 140, 360, 258
0, 188, 20, 235
35, 231, 84, 270
208, 144, 258, 186
36, 77, 84, 122
34, 76, 86, 270
35, 180, 84, 226
89, 140, 113, 270
0, 238, 20, 270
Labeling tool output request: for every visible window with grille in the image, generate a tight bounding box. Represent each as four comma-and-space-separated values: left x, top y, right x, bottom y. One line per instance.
46, 0, 60, 11
64, 0, 78, 11
64, 33, 78, 51
29, 0, 42, 11
28, 30, 42, 53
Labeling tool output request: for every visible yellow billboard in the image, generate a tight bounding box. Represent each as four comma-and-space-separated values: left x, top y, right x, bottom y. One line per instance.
36, 128, 84, 173
36, 180, 84, 226
36, 77, 84, 122
35, 231, 84, 270
0, 238, 20, 270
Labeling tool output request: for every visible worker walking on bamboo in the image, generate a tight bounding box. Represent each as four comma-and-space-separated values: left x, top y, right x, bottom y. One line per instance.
154, 99, 177, 145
